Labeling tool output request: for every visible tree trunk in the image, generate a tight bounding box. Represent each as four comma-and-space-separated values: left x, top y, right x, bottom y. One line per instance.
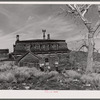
86, 32, 94, 73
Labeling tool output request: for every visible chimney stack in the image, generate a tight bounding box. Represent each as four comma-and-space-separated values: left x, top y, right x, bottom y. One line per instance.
47, 34, 50, 40
42, 29, 46, 39
16, 35, 19, 41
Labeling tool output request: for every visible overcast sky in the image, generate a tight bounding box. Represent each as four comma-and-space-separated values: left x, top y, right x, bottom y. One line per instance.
0, 4, 99, 52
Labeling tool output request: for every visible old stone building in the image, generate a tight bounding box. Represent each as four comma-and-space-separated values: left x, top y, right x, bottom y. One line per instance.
0, 49, 9, 61
16, 51, 41, 68
0, 49, 9, 55
13, 30, 70, 56
12, 30, 70, 70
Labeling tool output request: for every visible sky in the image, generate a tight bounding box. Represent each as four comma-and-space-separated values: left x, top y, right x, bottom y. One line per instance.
0, 4, 99, 52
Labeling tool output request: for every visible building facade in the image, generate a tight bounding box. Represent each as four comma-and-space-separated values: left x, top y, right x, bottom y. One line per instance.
16, 51, 40, 68
13, 31, 70, 56
0, 49, 9, 61
12, 30, 70, 70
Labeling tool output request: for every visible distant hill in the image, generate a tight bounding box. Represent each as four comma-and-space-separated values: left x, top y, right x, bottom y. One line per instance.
67, 38, 100, 52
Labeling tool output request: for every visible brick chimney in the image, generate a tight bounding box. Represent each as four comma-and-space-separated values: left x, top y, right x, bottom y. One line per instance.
16, 35, 19, 41
47, 34, 50, 40
42, 29, 46, 39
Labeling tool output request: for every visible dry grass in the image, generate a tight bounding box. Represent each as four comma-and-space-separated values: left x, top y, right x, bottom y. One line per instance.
13, 67, 31, 82
0, 64, 59, 83
30, 67, 46, 77
81, 74, 94, 83
81, 73, 100, 89
0, 64, 47, 83
0, 71, 16, 82
0, 64, 13, 72
48, 71, 59, 76
63, 70, 81, 79
93, 61, 100, 73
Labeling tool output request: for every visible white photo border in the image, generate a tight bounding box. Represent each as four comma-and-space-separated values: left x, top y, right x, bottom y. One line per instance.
0, 1, 99, 99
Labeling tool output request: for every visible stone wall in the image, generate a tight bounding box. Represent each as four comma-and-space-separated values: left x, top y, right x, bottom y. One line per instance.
14, 41, 69, 54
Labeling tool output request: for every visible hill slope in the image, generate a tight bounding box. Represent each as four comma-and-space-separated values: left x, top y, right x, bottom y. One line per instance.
67, 38, 100, 52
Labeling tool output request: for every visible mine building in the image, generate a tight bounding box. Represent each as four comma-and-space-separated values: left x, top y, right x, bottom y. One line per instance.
0, 49, 9, 55
0, 49, 9, 61
13, 30, 70, 56
12, 30, 70, 71
16, 51, 41, 68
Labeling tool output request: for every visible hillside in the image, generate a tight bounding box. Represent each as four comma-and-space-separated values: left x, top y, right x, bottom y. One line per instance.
57, 51, 100, 74
67, 38, 100, 52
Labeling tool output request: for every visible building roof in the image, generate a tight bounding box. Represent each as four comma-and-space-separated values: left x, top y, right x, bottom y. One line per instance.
16, 39, 65, 43
1, 58, 15, 61
0, 49, 9, 53
17, 51, 42, 62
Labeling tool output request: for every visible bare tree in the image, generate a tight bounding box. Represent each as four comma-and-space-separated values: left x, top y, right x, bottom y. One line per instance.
62, 4, 100, 73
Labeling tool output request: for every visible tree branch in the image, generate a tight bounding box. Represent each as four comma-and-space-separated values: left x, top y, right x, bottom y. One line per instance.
78, 44, 88, 51
68, 4, 92, 30
67, 4, 75, 10
93, 20, 100, 35
90, 5, 100, 35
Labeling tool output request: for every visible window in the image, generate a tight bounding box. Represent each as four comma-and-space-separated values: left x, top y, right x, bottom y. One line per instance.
45, 58, 49, 62
46, 44, 49, 50
56, 44, 59, 50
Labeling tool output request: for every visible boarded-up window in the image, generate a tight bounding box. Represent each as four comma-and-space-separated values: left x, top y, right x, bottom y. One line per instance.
45, 58, 49, 62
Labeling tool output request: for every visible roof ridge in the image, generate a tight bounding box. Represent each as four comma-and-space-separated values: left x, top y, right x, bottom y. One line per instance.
16, 39, 65, 43
17, 51, 41, 62
29, 52, 42, 59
